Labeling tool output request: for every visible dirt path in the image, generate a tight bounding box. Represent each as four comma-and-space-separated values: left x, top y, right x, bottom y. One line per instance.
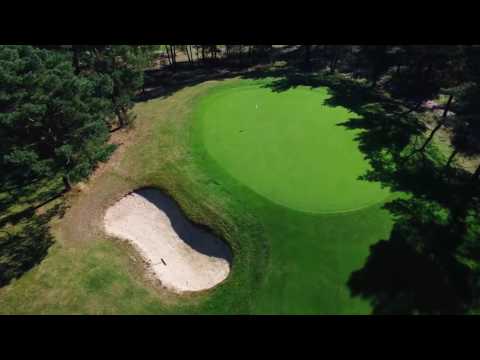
55, 126, 144, 248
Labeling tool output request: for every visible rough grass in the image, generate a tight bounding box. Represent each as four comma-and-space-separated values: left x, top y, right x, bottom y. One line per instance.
0, 80, 268, 314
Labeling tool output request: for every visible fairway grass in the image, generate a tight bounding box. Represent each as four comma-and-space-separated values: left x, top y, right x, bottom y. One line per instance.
0, 77, 395, 314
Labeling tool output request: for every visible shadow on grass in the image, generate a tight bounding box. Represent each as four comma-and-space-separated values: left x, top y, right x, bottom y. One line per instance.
139, 65, 257, 102
0, 176, 64, 228
0, 201, 65, 287
0, 171, 67, 288
349, 197, 475, 314
238, 67, 480, 314
137, 47, 293, 103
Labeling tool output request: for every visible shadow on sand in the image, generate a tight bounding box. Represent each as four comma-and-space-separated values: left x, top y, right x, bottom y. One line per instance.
134, 188, 233, 263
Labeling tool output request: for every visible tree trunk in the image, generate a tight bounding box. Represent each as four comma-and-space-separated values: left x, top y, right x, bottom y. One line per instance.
445, 149, 458, 169
185, 46, 192, 64
403, 119, 443, 164
413, 94, 454, 154
304, 45, 311, 70
442, 94, 454, 118
72, 46, 80, 75
331, 58, 338, 73
473, 163, 480, 181
165, 46, 172, 65
63, 174, 72, 192
171, 45, 176, 65
418, 121, 444, 153
115, 108, 128, 128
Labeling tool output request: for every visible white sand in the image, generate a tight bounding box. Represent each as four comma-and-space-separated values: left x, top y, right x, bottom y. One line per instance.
104, 189, 232, 293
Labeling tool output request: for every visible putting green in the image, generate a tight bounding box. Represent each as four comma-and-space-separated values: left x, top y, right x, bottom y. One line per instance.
196, 80, 390, 214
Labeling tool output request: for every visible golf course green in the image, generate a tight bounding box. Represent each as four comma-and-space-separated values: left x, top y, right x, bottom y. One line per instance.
191, 79, 395, 313
3, 44, 477, 316
0, 78, 396, 314
196, 81, 390, 214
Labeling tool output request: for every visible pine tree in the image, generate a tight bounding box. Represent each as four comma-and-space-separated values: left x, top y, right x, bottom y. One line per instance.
0, 45, 115, 191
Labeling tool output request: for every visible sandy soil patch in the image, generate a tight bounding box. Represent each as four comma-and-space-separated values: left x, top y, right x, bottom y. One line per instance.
104, 188, 232, 293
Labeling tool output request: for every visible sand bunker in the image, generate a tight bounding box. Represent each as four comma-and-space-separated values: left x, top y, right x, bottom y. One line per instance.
104, 188, 232, 293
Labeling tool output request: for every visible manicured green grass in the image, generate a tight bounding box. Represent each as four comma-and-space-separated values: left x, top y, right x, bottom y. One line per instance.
196, 80, 390, 214
191, 79, 395, 313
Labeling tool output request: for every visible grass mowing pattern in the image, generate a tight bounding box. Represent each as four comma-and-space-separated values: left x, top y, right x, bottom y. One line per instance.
196, 80, 390, 214
192, 79, 395, 313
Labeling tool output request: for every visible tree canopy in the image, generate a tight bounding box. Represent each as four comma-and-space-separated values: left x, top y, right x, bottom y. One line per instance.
0, 45, 115, 190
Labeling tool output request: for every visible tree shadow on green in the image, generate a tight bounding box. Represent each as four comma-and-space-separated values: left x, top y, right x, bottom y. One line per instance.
239, 68, 480, 314
0, 176, 64, 229
348, 197, 476, 314
344, 115, 478, 315
0, 202, 64, 287
329, 82, 480, 314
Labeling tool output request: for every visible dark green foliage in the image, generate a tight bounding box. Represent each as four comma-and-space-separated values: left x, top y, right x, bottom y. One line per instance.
91, 45, 155, 128
0, 44, 155, 290
446, 46, 480, 177
357, 45, 393, 87
0, 45, 115, 189
323, 45, 351, 73
46, 45, 156, 129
